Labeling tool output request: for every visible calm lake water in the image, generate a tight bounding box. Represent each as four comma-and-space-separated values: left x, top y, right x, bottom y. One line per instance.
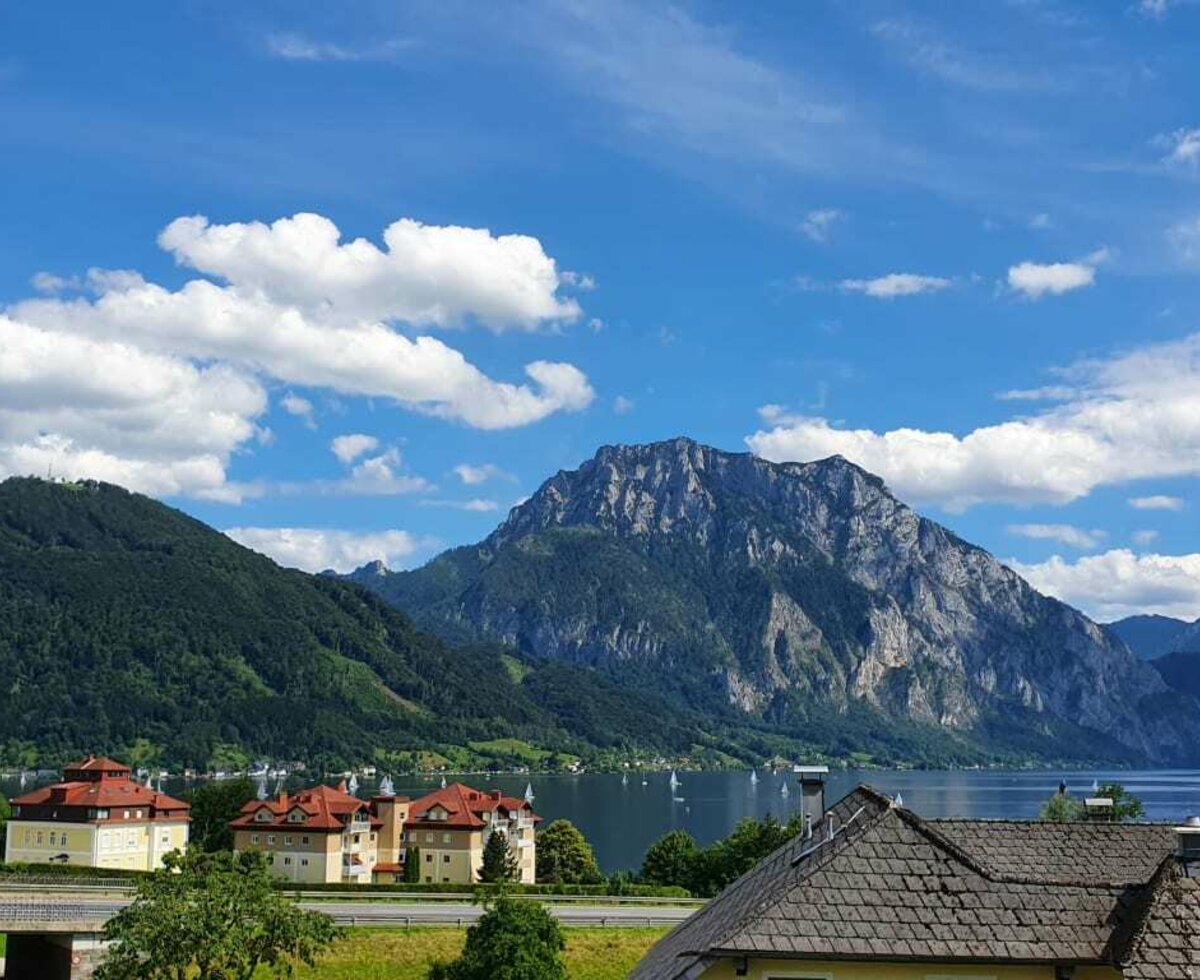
5, 768, 1199, 872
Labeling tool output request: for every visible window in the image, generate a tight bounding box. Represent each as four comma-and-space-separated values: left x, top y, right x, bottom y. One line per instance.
442, 876, 449, 882
283, 857, 292, 866
123, 810, 130, 819
267, 835, 276, 845
251, 834, 259, 845
370, 833, 377, 842
36, 832, 43, 845
256, 810, 272, 823
425, 876, 432, 883
301, 836, 310, 845
442, 855, 451, 864
425, 833, 434, 843
285, 836, 293, 845
425, 853, 432, 863
442, 833, 451, 843
126, 833, 136, 847
135, 810, 143, 819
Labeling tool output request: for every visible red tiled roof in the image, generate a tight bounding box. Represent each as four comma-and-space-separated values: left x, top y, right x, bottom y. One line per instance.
230, 782, 381, 832
406, 782, 540, 830
374, 862, 404, 874
11, 779, 188, 815
64, 756, 131, 775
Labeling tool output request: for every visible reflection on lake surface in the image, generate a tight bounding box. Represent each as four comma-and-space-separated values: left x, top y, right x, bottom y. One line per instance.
4, 768, 1198, 872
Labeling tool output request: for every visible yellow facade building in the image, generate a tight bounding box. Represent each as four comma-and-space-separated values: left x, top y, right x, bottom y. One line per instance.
403, 783, 539, 885
230, 782, 408, 885
3, 756, 190, 871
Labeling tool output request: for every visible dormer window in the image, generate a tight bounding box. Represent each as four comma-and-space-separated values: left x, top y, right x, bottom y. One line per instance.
255, 809, 273, 823
288, 809, 307, 823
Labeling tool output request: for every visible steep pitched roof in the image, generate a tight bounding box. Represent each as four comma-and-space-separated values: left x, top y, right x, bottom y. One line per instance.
406, 782, 539, 830
930, 818, 1177, 887
1117, 860, 1200, 980
230, 782, 377, 832
632, 785, 1180, 980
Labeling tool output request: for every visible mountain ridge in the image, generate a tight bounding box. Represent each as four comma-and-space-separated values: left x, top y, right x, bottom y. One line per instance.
351, 437, 1200, 766
0, 474, 806, 772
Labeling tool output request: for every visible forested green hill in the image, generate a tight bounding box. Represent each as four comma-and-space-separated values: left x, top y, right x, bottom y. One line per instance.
0, 477, 797, 771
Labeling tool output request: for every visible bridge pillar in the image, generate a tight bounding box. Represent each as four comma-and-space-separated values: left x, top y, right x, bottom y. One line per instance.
3, 932, 107, 980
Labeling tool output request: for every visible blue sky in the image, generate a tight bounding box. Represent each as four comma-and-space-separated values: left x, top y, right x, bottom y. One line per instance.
2, 0, 1199, 620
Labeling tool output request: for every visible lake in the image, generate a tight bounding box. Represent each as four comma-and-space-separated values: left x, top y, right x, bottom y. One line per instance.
4, 768, 1198, 872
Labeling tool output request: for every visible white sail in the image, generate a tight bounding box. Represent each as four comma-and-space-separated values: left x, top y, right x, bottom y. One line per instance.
780, 782, 790, 798
440, 774, 447, 789
379, 774, 395, 797
669, 769, 680, 790
749, 770, 758, 785
524, 782, 535, 804
347, 773, 360, 795
621, 772, 628, 786
257, 779, 269, 801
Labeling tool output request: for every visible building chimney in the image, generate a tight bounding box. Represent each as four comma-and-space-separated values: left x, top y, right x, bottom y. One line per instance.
1176, 816, 1200, 877
794, 766, 829, 828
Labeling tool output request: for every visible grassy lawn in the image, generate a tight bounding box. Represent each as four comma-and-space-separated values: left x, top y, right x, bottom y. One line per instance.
280, 926, 666, 979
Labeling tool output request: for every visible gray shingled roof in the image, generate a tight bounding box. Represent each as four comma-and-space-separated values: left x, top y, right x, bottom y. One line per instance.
632, 784, 1186, 980
1120, 865, 1200, 980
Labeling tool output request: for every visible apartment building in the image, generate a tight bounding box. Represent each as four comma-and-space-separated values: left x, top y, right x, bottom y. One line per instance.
230, 781, 408, 885
404, 782, 540, 885
3, 756, 190, 871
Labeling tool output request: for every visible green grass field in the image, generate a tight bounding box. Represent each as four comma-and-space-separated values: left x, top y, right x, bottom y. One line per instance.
280, 926, 667, 979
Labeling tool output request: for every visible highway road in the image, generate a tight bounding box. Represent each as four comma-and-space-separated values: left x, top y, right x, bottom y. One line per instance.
1, 897, 694, 929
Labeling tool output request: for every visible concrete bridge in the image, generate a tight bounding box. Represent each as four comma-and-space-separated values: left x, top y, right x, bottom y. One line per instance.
0, 889, 696, 977
0, 900, 110, 980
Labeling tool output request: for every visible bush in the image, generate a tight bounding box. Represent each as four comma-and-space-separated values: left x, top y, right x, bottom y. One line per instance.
428, 891, 566, 980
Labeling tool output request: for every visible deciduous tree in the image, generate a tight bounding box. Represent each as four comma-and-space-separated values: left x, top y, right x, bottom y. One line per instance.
428, 892, 566, 980
535, 819, 602, 884
94, 850, 342, 980
184, 777, 257, 853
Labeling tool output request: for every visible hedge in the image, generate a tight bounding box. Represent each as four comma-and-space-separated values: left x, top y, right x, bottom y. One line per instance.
275, 880, 693, 898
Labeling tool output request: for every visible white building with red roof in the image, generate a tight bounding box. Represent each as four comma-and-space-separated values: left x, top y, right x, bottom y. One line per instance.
4, 756, 190, 871
404, 782, 540, 884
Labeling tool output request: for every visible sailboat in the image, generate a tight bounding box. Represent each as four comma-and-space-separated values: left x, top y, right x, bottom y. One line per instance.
347, 773, 360, 795
257, 779, 269, 801
780, 781, 790, 798
379, 774, 395, 797
621, 772, 628, 786
524, 782, 535, 804
440, 774, 447, 789
669, 770, 680, 791
749, 769, 758, 786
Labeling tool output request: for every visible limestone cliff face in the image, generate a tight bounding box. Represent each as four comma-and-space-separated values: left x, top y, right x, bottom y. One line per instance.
354, 438, 1200, 765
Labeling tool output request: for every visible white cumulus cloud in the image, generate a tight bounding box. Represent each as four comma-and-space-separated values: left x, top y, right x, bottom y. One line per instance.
747, 331, 1200, 511
1007, 523, 1105, 550
0, 213, 594, 500
452, 463, 509, 485
1007, 260, 1095, 299
330, 433, 380, 464
1009, 549, 1200, 622
157, 212, 579, 331
224, 526, 432, 573
839, 273, 950, 299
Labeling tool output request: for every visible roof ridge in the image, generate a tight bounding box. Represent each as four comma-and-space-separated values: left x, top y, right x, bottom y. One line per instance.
1109, 853, 1181, 967
900, 809, 1162, 889
699, 786, 893, 953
